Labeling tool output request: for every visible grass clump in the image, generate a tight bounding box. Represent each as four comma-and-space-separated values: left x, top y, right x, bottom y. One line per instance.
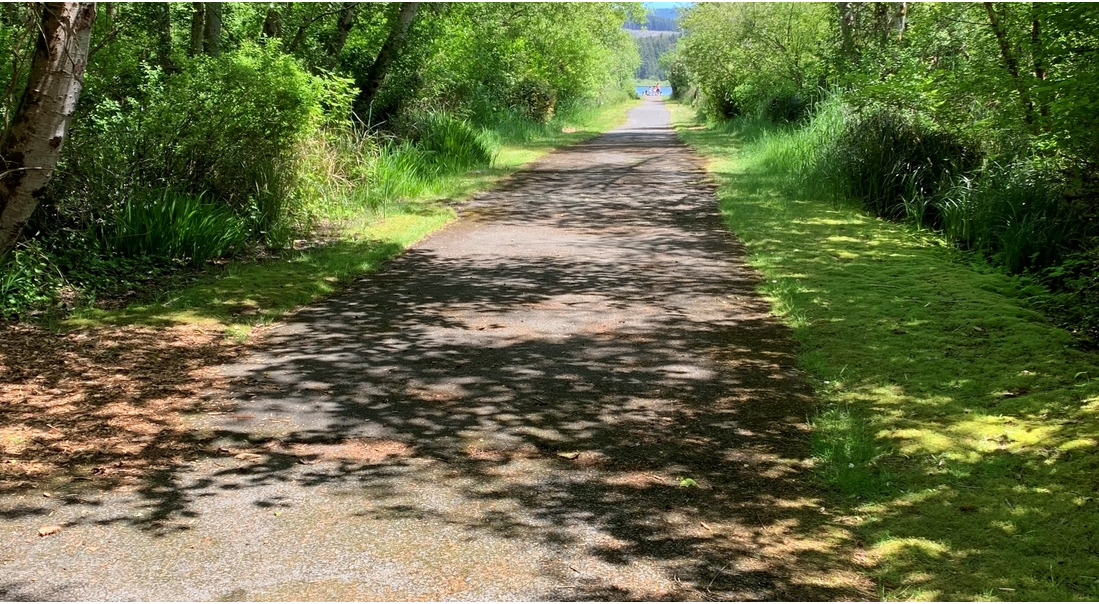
734, 97, 1084, 278
827, 108, 978, 227
101, 191, 249, 266
0, 242, 63, 318
939, 163, 1074, 274
672, 101, 1099, 601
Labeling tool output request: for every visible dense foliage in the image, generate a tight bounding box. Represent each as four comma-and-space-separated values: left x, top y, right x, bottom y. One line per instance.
0, 2, 640, 318
672, 2, 1099, 341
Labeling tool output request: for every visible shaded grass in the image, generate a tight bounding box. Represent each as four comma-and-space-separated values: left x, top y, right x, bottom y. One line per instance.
62, 100, 638, 337
66, 211, 449, 338
671, 102, 1099, 601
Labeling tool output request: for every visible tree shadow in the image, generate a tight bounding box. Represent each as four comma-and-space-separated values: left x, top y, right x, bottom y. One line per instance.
1, 103, 872, 600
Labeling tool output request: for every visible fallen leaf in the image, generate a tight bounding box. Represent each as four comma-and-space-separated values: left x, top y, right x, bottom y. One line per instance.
37, 525, 62, 537
556, 451, 580, 460
700, 521, 712, 530
234, 452, 262, 460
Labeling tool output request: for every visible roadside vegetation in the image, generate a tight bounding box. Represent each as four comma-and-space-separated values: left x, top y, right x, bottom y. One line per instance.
674, 103, 1099, 600
0, 3, 641, 329
668, 2, 1099, 600
64, 100, 636, 338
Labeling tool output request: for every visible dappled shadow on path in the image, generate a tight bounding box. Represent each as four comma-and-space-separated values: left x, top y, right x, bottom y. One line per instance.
1, 101, 869, 601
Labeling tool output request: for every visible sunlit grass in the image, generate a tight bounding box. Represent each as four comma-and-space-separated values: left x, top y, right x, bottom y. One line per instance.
65, 99, 638, 337
672, 101, 1099, 601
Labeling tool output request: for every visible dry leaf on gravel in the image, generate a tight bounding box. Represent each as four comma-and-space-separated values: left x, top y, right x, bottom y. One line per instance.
1, 323, 244, 490
37, 525, 62, 537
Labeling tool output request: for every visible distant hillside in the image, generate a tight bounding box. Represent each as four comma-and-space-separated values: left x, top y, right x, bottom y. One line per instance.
628, 13, 676, 31
633, 32, 678, 80
623, 10, 678, 32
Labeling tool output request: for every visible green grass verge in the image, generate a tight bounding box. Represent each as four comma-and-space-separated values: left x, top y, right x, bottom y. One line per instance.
670, 102, 1099, 602
64, 99, 639, 337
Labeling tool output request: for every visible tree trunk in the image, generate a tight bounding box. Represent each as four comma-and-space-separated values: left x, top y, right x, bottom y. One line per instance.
889, 2, 907, 42
327, 2, 358, 58
263, 6, 282, 40
836, 2, 859, 68
189, 2, 204, 57
0, 2, 96, 253
984, 2, 1035, 125
203, 2, 222, 56
287, 4, 317, 53
359, 2, 420, 112
153, 3, 175, 71
873, 3, 890, 46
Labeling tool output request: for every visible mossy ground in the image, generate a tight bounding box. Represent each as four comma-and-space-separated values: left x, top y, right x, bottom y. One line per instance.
671, 102, 1099, 601
63, 100, 638, 338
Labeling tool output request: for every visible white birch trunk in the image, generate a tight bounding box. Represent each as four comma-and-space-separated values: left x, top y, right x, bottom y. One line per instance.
0, 2, 96, 253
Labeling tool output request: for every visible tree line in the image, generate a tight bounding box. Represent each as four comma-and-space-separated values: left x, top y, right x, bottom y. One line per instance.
633, 32, 678, 81
668, 2, 1099, 341
0, 2, 640, 317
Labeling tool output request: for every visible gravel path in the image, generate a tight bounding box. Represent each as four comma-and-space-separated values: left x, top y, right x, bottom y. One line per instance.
0, 100, 868, 601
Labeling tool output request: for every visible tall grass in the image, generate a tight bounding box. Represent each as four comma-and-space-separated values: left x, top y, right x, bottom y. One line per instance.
939, 162, 1073, 273
0, 241, 62, 317
101, 190, 249, 265
411, 111, 496, 172
746, 95, 848, 199
826, 108, 978, 224
298, 111, 499, 224
733, 95, 1078, 274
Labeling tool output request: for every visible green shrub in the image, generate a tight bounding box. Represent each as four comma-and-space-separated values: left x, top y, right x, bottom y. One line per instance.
411, 111, 496, 173
0, 241, 62, 318
49, 43, 348, 235
140, 45, 327, 205
828, 108, 978, 224
762, 94, 810, 124
100, 190, 248, 265
939, 162, 1074, 273
511, 78, 557, 123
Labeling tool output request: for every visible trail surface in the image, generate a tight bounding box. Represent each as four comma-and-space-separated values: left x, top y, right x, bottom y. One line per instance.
1, 100, 867, 601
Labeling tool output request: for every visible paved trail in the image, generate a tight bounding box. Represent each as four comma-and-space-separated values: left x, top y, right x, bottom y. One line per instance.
1, 100, 866, 601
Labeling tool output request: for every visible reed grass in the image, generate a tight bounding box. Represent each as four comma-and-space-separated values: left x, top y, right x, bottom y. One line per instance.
101, 190, 249, 265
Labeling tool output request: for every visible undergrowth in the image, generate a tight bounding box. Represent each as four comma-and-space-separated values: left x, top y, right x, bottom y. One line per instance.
673, 101, 1099, 601
101, 191, 249, 266
55, 99, 637, 336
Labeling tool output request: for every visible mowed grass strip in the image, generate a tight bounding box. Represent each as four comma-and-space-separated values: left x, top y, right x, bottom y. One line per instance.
671, 102, 1099, 602
64, 100, 638, 338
